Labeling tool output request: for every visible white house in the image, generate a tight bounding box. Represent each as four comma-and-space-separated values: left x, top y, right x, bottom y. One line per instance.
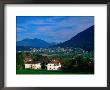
24, 57, 41, 70
25, 63, 41, 69
46, 59, 61, 70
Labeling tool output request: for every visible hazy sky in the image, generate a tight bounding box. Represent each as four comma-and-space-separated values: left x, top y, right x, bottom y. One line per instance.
16, 16, 94, 43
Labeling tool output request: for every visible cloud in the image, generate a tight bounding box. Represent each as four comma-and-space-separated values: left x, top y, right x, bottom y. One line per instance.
17, 27, 26, 32
29, 20, 55, 26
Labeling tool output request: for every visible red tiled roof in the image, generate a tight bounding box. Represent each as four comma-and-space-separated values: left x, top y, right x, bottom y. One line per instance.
24, 57, 33, 64
50, 59, 61, 65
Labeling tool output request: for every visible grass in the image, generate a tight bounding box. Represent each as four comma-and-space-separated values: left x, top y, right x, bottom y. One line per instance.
16, 69, 94, 75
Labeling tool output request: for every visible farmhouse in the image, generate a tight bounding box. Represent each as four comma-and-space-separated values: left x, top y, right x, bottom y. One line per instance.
46, 59, 62, 70
24, 57, 41, 70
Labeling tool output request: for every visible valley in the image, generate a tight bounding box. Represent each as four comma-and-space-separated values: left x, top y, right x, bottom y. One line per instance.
16, 25, 94, 74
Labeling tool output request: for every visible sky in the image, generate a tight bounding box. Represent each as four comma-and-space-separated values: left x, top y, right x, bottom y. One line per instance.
16, 16, 94, 43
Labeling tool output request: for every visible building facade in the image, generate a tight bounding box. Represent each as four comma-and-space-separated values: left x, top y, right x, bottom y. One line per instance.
25, 63, 41, 69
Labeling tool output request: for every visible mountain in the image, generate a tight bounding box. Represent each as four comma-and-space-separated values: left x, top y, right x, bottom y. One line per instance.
52, 25, 94, 51
17, 38, 51, 48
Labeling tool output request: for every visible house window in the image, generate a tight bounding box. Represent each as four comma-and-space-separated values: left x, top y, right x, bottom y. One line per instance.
50, 65, 51, 66
50, 68, 51, 70
31, 65, 32, 68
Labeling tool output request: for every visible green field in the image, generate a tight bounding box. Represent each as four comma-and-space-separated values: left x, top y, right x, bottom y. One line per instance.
16, 69, 94, 74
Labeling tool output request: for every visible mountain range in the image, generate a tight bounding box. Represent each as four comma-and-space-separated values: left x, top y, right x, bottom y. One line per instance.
17, 38, 51, 48
17, 25, 94, 51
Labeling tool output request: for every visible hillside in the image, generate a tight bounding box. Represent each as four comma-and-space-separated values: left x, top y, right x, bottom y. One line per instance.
17, 38, 50, 48
52, 25, 94, 51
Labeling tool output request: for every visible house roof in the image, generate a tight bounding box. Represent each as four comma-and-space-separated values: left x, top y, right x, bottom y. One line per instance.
24, 57, 42, 64
24, 56, 33, 64
49, 59, 61, 65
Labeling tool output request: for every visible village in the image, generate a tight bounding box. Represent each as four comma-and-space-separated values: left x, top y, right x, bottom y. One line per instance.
18, 47, 86, 55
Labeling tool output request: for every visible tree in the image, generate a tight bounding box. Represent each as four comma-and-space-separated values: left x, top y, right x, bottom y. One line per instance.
16, 52, 25, 69
62, 55, 93, 72
41, 62, 46, 70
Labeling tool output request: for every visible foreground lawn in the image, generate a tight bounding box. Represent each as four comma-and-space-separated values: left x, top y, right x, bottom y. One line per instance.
16, 69, 94, 74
